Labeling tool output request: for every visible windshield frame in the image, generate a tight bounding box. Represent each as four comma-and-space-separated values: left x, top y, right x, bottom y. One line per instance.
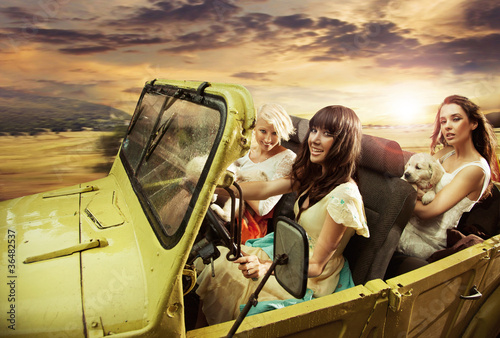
120, 82, 227, 249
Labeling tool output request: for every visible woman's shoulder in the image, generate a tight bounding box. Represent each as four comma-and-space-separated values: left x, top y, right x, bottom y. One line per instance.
270, 147, 296, 163
234, 152, 252, 167
453, 158, 490, 179
274, 147, 296, 158
433, 146, 454, 161
326, 181, 361, 200
326, 182, 369, 237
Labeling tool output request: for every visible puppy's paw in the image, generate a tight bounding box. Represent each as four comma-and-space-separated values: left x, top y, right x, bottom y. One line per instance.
421, 191, 436, 205
416, 187, 425, 200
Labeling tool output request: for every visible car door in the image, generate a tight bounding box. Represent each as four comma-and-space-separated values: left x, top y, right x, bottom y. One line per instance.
384, 236, 500, 337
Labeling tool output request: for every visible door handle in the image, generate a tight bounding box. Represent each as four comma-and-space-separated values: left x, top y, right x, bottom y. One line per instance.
460, 285, 482, 300
24, 238, 108, 264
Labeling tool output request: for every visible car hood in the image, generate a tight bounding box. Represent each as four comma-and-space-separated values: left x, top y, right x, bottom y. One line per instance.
0, 185, 87, 336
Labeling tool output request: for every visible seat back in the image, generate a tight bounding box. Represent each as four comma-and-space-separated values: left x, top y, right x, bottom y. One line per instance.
271, 115, 309, 230
343, 135, 416, 285
275, 116, 417, 285
281, 115, 309, 153
457, 183, 500, 238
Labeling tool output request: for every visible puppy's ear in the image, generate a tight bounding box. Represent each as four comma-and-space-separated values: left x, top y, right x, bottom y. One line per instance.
429, 160, 445, 186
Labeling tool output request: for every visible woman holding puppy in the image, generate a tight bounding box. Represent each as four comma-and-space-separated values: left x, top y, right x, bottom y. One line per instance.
196, 105, 369, 325
223, 103, 296, 243
395, 95, 498, 267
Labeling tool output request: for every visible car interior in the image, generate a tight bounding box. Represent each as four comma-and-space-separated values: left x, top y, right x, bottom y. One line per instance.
185, 114, 500, 330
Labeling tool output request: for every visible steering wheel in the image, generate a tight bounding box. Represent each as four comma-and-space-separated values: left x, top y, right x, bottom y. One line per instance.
204, 207, 234, 250
187, 184, 244, 266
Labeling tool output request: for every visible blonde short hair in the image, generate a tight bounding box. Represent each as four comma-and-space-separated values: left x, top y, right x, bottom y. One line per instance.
257, 103, 295, 142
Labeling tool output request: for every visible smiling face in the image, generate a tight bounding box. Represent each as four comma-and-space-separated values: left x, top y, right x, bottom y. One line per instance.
308, 126, 334, 169
254, 119, 280, 153
439, 103, 477, 146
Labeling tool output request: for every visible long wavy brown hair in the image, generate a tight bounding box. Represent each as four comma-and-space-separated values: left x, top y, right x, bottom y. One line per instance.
291, 105, 362, 216
430, 95, 499, 195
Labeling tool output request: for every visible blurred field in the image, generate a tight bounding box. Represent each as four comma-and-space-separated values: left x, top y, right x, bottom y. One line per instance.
363, 125, 433, 154
1, 127, 498, 201
0, 132, 112, 201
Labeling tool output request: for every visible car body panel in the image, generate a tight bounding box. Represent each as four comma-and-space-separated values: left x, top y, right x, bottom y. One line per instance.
79, 174, 149, 335
1, 187, 85, 336
188, 282, 389, 337
385, 235, 500, 337
462, 283, 500, 337
188, 236, 500, 337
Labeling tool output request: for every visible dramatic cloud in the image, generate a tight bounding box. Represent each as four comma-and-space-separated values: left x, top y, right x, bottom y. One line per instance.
231, 71, 277, 81
108, 0, 240, 26
376, 33, 500, 74
0, 0, 499, 122
465, 0, 500, 30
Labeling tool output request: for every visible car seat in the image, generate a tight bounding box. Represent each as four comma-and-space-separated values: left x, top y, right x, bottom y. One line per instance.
344, 135, 416, 285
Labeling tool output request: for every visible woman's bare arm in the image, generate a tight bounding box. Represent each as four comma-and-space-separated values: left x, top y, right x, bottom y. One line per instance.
245, 199, 261, 214
413, 165, 485, 220
217, 177, 295, 201
308, 213, 347, 277
236, 212, 348, 280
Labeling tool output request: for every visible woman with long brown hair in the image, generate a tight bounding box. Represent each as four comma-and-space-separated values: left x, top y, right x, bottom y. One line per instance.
397, 95, 498, 261
196, 105, 369, 325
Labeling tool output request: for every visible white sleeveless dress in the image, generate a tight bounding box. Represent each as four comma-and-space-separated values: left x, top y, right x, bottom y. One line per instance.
397, 151, 490, 260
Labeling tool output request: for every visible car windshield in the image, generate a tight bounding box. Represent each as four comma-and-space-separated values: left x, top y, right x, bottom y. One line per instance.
121, 85, 222, 247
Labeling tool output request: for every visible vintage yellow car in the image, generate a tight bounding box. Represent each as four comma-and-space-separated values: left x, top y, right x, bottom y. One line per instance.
1, 79, 499, 337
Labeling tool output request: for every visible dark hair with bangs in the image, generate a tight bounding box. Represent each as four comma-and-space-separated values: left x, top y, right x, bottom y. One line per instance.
291, 105, 362, 216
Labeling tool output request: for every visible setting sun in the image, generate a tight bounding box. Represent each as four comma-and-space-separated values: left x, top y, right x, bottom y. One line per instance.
382, 86, 433, 125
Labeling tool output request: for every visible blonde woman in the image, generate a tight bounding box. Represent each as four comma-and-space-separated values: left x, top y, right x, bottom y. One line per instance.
227, 103, 296, 242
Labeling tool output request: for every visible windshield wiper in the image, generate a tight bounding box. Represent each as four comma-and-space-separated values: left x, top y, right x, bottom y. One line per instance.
144, 97, 178, 162
141, 82, 211, 164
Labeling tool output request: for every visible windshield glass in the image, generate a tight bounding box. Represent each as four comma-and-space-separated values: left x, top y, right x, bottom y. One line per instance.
121, 86, 222, 247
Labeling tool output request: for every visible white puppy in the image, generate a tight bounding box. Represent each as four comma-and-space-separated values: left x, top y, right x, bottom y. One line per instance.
210, 161, 268, 222
402, 153, 445, 205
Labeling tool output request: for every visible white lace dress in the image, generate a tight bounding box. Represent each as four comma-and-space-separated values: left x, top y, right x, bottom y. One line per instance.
397, 152, 491, 260
229, 149, 296, 216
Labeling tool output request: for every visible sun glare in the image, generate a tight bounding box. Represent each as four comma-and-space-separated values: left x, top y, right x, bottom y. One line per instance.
385, 94, 425, 125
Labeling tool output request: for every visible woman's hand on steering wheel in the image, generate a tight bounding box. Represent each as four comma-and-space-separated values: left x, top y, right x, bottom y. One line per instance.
235, 253, 272, 279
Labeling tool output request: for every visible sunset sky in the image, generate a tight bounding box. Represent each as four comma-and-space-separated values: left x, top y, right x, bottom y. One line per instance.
1, 0, 499, 125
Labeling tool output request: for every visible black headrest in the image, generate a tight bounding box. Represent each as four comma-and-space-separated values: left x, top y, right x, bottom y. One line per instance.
284, 116, 405, 178
360, 134, 404, 178
288, 115, 309, 144
281, 115, 309, 154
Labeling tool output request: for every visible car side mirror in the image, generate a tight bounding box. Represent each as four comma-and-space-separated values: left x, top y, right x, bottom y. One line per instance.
274, 216, 309, 299
227, 216, 309, 337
